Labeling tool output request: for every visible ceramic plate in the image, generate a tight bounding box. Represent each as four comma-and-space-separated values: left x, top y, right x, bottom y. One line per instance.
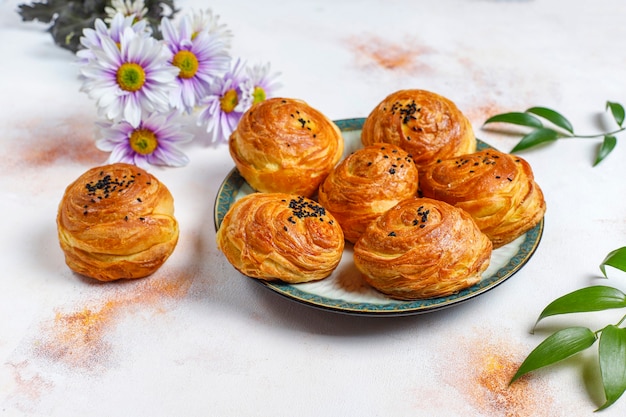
214, 118, 544, 316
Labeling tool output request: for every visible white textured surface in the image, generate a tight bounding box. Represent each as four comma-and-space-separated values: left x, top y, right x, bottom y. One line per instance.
2, 0, 626, 416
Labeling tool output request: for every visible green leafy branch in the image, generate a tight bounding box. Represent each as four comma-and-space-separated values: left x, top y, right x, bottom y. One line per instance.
483, 102, 625, 166
17, 0, 178, 53
511, 247, 626, 411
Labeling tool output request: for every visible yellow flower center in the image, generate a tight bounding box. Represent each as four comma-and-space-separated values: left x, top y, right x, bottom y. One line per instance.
116, 62, 146, 92
129, 128, 158, 154
172, 50, 199, 79
220, 89, 239, 113
252, 86, 266, 105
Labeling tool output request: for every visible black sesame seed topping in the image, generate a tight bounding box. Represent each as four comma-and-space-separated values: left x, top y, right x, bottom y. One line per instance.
391, 100, 420, 124
287, 196, 332, 223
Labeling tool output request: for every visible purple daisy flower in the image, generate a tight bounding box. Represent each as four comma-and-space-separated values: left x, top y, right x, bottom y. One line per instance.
245, 62, 282, 105
189, 8, 233, 47
197, 59, 252, 143
96, 111, 193, 168
160, 15, 231, 114
77, 13, 151, 65
104, 0, 148, 23
79, 27, 179, 127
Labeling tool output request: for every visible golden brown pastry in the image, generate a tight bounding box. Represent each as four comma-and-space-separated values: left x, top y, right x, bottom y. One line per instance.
216, 193, 344, 283
353, 197, 492, 300
361, 89, 476, 169
229, 97, 344, 198
419, 149, 546, 248
318, 143, 419, 243
57, 163, 179, 281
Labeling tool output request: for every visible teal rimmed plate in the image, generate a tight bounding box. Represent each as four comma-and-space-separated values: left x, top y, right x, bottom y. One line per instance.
214, 118, 544, 316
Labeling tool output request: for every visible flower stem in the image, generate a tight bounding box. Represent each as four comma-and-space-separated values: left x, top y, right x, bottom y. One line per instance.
567, 127, 626, 139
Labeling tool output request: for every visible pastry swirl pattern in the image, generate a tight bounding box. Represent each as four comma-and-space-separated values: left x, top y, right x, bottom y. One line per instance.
353, 197, 492, 300
216, 193, 345, 283
318, 143, 419, 243
419, 149, 546, 248
57, 163, 179, 281
361, 89, 476, 169
229, 97, 344, 198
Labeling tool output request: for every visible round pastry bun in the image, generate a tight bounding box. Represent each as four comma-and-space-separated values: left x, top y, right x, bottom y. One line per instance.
229, 97, 344, 198
419, 149, 546, 248
361, 89, 475, 169
353, 197, 492, 300
318, 143, 419, 243
216, 193, 345, 283
57, 163, 179, 281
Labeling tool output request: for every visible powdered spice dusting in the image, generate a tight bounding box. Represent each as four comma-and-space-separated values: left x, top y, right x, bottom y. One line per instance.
6, 116, 107, 169
346, 34, 432, 72
5, 360, 55, 413
442, 331, 562, 417
32, 268, 194, 370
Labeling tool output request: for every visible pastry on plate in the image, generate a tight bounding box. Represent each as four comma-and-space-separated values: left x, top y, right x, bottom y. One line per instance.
419, 149, 546, 248
229, 97, 344, 198
361, 89, 475, 169
217, 193, 344, 283
57, 163, 179, 281
317, 143, 419, 243
353, 197, 492, 300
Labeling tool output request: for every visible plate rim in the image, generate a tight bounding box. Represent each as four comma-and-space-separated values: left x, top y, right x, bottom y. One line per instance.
213, 117, 544, 316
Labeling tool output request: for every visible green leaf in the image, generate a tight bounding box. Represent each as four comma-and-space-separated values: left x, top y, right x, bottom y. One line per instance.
483, 112, 544, 129
510, 327, 597, 384
510, 128, 559, 152
600, 247, 626, 277
526, 107, 574, 134
535, 286, 626, 326
597, 325, 626, 410
593, 135, 617, 166
606, 101, 625, 127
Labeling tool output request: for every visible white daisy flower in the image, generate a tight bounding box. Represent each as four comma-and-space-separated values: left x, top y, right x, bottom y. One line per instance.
245, 62, 282, 105
160, 15, 231, 113
197, 59, 252, 143
79, 27, 179, 127
77, 13, 151, 65
189, 8, 233, 47
105, 0, 148, 23
96, 111, 192, 168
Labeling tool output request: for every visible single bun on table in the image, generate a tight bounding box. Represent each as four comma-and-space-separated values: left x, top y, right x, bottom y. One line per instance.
419, 149, 546, 248
361, 89, 476, 169
353, 197, 492, 300
318, 143, 419, 243
216, 193, 344, 284
57, 163, 179, 281
229, 97, 344, 198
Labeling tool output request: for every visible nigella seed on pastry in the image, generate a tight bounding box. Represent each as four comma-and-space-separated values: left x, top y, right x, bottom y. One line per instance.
229, 97, 343, 198
56, 163, 179, 281
361, 89, 476, 170
216, 193, 344, 284
318, 143, 419, 244
420, 148, 546, 248
353, 197, 492, 300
